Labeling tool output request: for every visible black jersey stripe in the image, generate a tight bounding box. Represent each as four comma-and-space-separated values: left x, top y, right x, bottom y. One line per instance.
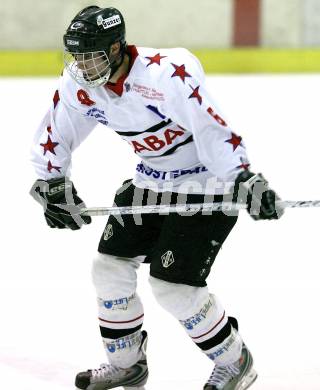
115, 119, 173, 137
148, 135, 194, 158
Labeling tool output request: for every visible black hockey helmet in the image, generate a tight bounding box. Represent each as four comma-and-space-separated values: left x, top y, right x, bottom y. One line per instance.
63, 6, 127, 87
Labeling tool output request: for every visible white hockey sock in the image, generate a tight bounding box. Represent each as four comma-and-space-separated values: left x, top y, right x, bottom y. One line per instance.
92, 254, 145, 367
179, 293, 228, 343
97, 293, 144, 368
179, 294, 242, 365
98, 293, 144, 330
102, 329, 143, 369
149, 277, 240, 364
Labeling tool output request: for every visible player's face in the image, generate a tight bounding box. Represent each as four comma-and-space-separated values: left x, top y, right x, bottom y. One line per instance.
75, 51, 110, 81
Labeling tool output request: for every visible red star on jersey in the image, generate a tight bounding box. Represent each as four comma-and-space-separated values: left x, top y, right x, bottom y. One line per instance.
237, 157, 251, 170
237, 162, 250, 170
171, 63, 191, 83
47, 160, 61, 173
146, 53, 167, 66
188, 85, 202, 105
40, 135, 59, 155
225, 132, 243, 151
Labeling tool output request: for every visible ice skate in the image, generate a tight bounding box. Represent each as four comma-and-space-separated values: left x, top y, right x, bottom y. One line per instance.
75, 331, 148, 390
204, 344, 257, 390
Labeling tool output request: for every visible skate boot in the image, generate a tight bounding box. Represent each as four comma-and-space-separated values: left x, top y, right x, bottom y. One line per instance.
204, 344, 257, 390
75, 330, 148, 390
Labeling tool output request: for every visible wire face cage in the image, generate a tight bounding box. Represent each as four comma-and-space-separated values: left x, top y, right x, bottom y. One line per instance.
64, 50, 112, 88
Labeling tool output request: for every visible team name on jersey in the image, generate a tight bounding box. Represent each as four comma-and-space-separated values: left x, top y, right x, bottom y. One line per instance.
128, 128, 185, 154
136, 162, 208, 180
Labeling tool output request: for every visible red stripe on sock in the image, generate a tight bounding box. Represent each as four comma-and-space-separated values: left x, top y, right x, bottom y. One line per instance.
191, 311, 226, 340
233, 0, 260, 46
98, 313, 144, 324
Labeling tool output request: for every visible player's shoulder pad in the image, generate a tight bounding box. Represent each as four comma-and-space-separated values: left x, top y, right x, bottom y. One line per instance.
137, 47, 204, 82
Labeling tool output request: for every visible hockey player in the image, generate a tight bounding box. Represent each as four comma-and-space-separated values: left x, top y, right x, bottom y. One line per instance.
30, 6, 284, 390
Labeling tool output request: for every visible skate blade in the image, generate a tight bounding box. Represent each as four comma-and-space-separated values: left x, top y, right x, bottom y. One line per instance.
123, 386, 146, 390
236, 367, 258, 390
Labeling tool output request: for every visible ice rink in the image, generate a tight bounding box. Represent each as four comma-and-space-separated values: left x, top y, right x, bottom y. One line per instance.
1, 74, 320, 390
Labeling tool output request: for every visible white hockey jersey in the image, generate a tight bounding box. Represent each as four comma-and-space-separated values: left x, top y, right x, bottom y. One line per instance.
31, 46, 250, 195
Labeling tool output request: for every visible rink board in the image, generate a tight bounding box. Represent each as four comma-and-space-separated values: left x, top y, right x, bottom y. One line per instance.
1, 49, 320, 76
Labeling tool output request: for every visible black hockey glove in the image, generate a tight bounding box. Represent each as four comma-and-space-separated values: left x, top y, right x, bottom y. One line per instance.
233, 170, 284, 220
30, 177, 91, 230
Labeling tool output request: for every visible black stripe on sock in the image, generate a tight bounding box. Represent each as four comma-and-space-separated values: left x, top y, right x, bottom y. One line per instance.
195, 322, 232, 351
99, 324, 142, 339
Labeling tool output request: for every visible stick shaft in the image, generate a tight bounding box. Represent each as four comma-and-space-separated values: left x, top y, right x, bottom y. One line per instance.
80, 200, 320, 217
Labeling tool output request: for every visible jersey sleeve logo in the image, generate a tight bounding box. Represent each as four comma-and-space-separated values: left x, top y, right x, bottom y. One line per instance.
77, 89, 96, 106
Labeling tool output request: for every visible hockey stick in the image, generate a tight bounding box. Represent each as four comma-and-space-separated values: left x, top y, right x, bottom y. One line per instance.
80, 200, 320, 217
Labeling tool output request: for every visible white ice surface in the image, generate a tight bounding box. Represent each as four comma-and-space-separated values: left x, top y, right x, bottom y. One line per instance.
1, 75, 320, 389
